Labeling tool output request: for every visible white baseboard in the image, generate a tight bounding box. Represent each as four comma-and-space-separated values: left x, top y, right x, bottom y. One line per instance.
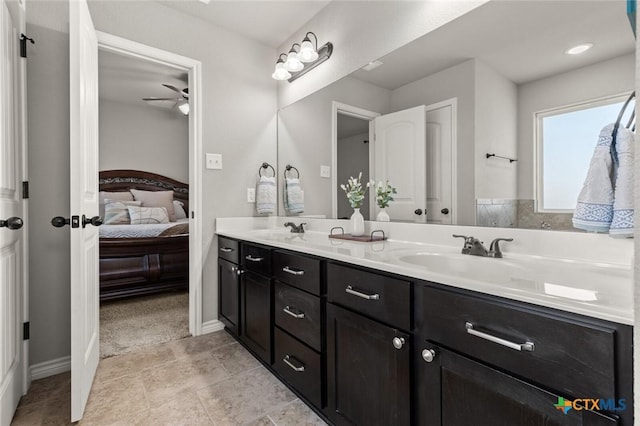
201, 319, 225, 334
30, 356, 71, 381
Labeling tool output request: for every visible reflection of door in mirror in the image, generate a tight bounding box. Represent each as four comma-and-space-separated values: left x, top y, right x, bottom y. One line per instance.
426, 100, 456, 225
337, 113, 372, 220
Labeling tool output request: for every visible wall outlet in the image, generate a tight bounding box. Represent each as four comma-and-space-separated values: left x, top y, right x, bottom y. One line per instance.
206, 153, 223, 170
247, 188, 256, 203
320, 165, 331, 178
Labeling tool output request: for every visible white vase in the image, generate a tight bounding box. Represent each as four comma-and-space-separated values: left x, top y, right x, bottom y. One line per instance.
376, 208, 390, 222
350, 208, 365, 236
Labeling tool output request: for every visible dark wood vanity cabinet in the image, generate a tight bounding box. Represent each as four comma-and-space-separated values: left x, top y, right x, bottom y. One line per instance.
217, 237, 240, 336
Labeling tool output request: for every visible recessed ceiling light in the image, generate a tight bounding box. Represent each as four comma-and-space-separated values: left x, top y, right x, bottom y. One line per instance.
565, 43, 594, 55
361, 60, 383, 71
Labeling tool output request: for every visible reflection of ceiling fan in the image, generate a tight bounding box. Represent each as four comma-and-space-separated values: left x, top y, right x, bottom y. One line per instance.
142, 83, 189, 115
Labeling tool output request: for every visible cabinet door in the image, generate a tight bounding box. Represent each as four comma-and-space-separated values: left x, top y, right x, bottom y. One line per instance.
326, 303, 410, 425
218, 258, 240, 336
415, 344, 619, 426
241, 271, 272, 364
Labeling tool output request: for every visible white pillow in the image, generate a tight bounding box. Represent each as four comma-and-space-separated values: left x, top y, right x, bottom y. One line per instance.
130, 189, 176, 222
127, 206, 170, 224
173, 200, 188, 220
103, 200, 142, 225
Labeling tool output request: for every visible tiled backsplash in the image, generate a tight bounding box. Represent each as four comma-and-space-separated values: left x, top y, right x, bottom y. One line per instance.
476, 199, 576, 231
476, 199, 517, 228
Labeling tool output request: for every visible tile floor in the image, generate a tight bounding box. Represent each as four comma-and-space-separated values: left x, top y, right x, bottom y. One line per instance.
11, 331, 328, 425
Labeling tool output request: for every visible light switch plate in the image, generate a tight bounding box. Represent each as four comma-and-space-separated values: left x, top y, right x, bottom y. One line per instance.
206, 153, 222, 170
320, 165, 331, 178
247, 188, 256, 203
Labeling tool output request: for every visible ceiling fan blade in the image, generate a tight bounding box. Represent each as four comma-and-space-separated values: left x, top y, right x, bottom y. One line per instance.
162, 83, 189, 99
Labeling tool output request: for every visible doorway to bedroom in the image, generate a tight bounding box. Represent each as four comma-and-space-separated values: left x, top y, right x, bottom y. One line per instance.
96, 46, 191, 358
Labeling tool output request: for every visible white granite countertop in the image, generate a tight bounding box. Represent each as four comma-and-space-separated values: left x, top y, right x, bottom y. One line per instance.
216, 217, 633, 325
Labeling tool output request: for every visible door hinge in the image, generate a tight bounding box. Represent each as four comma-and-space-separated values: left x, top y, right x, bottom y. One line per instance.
191, 211, 194, 219
23, 322, 29, 340
22, 181, 29, 199
19, 33, 35, 58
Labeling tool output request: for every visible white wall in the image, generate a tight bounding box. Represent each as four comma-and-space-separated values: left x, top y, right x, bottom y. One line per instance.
276, 1, 488, 108
278, 76, 391, 217
517, 53, 635, 199
99, 99, 188, 182
474, 60, 518, 200
26, 0, 277, 365
337, 132, 370, 219
390, 59, 476, 225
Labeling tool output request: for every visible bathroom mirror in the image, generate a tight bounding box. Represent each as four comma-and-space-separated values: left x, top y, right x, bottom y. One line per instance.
277, 0, 635, 231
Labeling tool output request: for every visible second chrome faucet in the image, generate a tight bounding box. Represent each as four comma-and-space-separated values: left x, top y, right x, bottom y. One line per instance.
453, 234, 513, 258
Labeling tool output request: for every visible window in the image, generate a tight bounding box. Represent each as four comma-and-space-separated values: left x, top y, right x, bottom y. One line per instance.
536, 94, 634, 212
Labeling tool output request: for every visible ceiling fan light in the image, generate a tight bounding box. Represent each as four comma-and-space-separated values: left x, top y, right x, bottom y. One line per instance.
299, 39, 318, 63
178, 101, 189, 115
272, 61, 291, 80
285, 50, 304, 72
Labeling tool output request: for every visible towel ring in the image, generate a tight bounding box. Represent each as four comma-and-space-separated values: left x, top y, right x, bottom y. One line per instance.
259, 162, 275, 177
284, 164, 300, 178
611, 91, 635, 165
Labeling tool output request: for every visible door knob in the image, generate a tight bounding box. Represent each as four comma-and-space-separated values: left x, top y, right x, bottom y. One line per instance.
441, 208, 450, 215
82, 215, 103, 228
414, 209, 423, 216
51, 216, 80, 228
0, 217, 23, 230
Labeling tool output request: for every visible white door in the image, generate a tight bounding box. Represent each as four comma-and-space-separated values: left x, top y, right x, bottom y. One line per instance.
0, 0, 26, 424
426, 103, 454, 225
373, 106, 426, 221
69, 0, 100, 421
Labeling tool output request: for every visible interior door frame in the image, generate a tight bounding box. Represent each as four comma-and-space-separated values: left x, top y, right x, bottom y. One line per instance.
96, 32, 204, 336
331, 102, 380, 219
425, 97, 458, 225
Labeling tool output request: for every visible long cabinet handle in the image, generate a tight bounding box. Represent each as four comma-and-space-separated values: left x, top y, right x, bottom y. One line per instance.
465, 322, 534, 352
283, 306, 305, 319
345, 285, 380, 300
283, 355, 305, 372
245, 255, 264, 262
220, 247, 234, 253
282, 266, 304, 276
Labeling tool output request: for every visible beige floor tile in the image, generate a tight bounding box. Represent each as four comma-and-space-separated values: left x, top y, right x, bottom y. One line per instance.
212, 342, 261, 376
96, 344, 176, 383
142, 352, 230, 406
18, 372, 71, 408
169, 331, 236, 360
245, 416, 275, 426
82, 375, 149, 422
266, 399, 327, 426
197, 367, 296, 425
11, 401, 46, 425
137, 391, 214, 426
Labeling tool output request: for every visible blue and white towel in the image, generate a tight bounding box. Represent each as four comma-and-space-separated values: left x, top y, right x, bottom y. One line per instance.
610, 127, 634, 238
256, 176, 276, 215
284, 177, 304, 214
572, 124, 617, 232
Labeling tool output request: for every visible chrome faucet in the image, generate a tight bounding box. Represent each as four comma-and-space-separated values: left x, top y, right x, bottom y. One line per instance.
284, 222, 306, 233
453, 235, 513, 258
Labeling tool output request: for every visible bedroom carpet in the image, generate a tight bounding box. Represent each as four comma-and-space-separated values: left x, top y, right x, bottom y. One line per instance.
100, 291, 190, 358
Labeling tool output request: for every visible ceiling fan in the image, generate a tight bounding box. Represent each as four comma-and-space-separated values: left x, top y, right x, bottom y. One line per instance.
142, 83, 189, 115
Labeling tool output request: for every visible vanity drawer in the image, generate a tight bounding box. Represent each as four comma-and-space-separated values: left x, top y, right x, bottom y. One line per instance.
417, 284, 617, 399
218, 236, 239, 264
327, 262, 411, 330
273, 250, 322, 296
241, 243, 272, 276
274, 282, 321, 351
273, 327, 322, 408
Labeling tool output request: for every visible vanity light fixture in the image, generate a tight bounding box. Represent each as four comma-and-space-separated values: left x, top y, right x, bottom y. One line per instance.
565, 42, 594, 55
272, 31, 333, 83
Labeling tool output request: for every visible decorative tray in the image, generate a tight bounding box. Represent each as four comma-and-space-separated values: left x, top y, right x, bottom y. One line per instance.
328, 227, 387, 242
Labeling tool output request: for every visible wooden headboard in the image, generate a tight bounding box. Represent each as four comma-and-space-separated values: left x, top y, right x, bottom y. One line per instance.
99, 170, 189, 213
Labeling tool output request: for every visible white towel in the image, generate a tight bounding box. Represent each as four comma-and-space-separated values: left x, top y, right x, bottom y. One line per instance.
256, 176, 276, 215
284, 177, 304, 214
610, 127, 634, 238
572, 124, 616, 232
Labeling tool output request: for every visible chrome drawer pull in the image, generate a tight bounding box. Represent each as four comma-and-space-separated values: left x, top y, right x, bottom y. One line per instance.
245, 255, 264, 262
283, 355, 305, 372
219, 247, 233, 253
345, 285, 380, 300
283, 306, 305, 319
282, 266, 304, 276
465, 322, 534, 352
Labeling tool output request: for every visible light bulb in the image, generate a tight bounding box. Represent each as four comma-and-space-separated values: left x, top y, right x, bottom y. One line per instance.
271, 61, 291, 80
285, 50, 304, 72
565, 43, 594, 55
299, 39, 318, 63
178, 101, 189, 115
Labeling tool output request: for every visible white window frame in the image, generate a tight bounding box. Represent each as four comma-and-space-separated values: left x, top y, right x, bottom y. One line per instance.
534, 92, 632, 213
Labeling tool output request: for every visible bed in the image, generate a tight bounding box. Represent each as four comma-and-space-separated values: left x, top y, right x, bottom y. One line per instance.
98, 170, 189, 302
